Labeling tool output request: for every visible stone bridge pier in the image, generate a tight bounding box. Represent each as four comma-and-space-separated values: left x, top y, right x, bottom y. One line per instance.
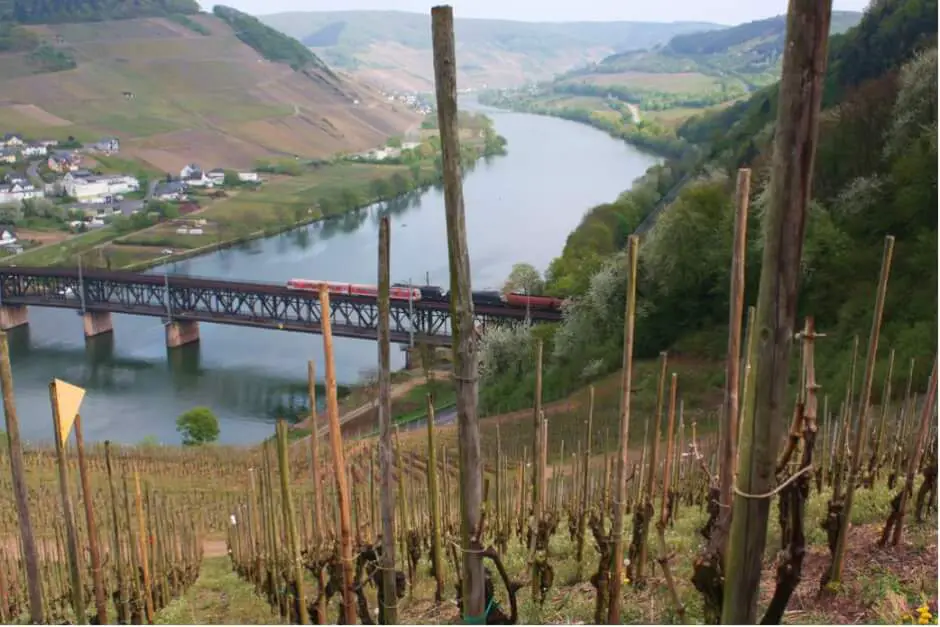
0, 304, 28, 330
166, 320, 200, 348
83, 311, 113, 338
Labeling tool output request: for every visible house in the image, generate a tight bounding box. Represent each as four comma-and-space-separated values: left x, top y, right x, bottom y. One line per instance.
237, 171, 259, 183
38, 139, 58, 148
206, 168, 225, 185
0, 181, 42, 205
1, 134, 24, 147
154, 180, 185, 201
21, 143, 47, 158
63, 172, 139, 202
0, 229, 16, 245
48, 151, 79, 172
93, 137, 120, 153
0, 149, 17, 164
180, 164, 202, 180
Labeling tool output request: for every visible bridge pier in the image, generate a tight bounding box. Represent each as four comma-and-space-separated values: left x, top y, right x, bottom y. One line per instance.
83, 311, 114, 338
166, 320, 200, 349
0, 304, 28, 330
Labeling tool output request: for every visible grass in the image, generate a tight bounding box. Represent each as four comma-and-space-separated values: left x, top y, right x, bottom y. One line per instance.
155, 557, 282, 625
561, 71, 723, 94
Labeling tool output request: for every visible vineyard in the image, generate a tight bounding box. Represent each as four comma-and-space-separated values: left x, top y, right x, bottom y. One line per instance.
1, 3, 938, 626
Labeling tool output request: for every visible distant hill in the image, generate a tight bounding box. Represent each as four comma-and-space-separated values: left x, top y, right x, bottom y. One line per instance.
0, 10, 420, 172
1, 0, 199, 23
258, 10, 725, 91
553, 11, 863, 99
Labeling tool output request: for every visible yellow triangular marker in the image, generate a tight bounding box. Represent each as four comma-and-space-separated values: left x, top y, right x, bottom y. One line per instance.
52, 378, 85, 446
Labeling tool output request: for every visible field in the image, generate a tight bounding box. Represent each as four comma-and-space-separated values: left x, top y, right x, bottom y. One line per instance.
0, 16, 420, 171
1, 344, 936, 625
558, 71, 724, 94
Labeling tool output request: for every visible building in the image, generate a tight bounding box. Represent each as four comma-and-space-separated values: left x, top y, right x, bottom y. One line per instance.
206, 168, 225, 186
180, 164, 202, 180
0, 181, 42, 205
48, 151, 79, 172
0, 134, 24, 147
0, 149, 17, 164
237, 171, 260, 182
93, 137, 120, 153
63, 172, 139, 202
21, 143, 48, 157
154, 180, 185, 201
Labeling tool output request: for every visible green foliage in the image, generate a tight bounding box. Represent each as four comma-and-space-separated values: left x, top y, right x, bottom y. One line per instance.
26, 43, 76, 72
481, 0, 938, 417
0, 22, 38, 52
254, 158, 302, 176
502, 262, 544, 295
176, 406, 220, 446
212, 5, 334, 73
9, 0, 199, 23
167, 12, 210, 35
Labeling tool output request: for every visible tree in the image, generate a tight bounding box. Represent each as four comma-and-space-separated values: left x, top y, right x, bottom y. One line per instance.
223, 170, 240, 186
176, 407, 220, 446
386, 136, 403, 148
502, 262, 544, 295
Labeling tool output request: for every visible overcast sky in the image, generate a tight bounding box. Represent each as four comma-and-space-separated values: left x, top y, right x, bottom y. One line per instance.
227, 0, 871, 26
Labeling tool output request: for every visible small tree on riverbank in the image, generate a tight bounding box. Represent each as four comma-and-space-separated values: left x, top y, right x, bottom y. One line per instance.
176, 407, 220, 446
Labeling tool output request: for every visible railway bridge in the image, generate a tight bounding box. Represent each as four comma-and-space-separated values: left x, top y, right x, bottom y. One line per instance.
0, 267, 561, 349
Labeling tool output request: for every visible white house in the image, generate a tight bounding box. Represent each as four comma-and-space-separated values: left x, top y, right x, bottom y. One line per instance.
237, 171, 259, 182
180, 163, 202, 180
63, 172, 139, 202
0, 229, 16, 245
206, 168, 225, 186
0, 182, 42, 205
1, 134, 24, 147
21, 144, 47, 157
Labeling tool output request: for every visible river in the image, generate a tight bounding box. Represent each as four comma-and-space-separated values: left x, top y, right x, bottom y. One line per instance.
5, 102, 660, 446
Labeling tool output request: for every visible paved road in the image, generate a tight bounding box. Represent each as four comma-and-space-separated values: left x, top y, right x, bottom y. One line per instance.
26, 160, 42, 186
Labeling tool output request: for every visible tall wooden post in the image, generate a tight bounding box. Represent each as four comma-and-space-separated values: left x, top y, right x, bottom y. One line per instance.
426, 395, 445, 602
319, 284, 356, 623
276, 420, 308, 624
607, 235, 640, 623
721, 0, 832, 621
377, 214, 398, 623
431, 5, 484, 620
307, 361, 324, 542
0, 332, 43, 624
74, 415, 108, 625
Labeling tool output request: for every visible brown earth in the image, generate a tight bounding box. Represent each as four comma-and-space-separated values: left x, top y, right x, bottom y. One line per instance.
0, 16, 419, 170
15, 229, 70, 245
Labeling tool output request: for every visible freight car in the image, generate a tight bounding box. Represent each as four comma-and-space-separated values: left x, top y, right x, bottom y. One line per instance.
286, 279, 422, 301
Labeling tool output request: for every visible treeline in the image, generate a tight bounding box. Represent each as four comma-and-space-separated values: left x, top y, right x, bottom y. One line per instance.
479, 0, 937, 415
3, 0, 198, 23
212, 5, 334, 73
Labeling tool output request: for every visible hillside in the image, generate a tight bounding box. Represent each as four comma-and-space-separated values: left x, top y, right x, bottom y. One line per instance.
479, 0, 937, 418
499, 11, 862, 115
0, 11, 421, 171
258, 10, 724, 91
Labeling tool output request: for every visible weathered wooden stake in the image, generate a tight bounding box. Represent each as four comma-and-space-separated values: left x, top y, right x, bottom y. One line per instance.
74, 415, 108, 624
722, 0, 832, 619
607, 234, 640, 623
377, 214, 399, 623
319, 284, 356, 623
431, 5, 485, 620
0, 331, 43, 624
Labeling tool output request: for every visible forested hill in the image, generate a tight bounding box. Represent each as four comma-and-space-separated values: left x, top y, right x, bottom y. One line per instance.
480, 0, 938, 415
0, 0, 198, 23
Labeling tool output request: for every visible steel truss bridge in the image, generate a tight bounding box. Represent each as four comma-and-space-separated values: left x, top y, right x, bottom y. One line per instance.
0, 268, 562, 345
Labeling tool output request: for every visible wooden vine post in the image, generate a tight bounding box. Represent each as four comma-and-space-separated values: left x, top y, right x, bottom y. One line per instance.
0, 332, 43, 624
276, 419, 308, 624
607, 234, 640, 623
74, 414, 108, 625
827, 235, 894, 586
319, 284, 357, 623
721, 0, 832, 620
431, 5, 485, 621
576, 385, 595, 574
377, 214, 399, 623
426, 395, 446, 602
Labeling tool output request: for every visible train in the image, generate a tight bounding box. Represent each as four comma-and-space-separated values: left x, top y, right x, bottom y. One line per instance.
285, 278, 564, 311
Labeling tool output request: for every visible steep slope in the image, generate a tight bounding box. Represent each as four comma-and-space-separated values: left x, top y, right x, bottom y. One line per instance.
259, 10, 724, 91
0, 12, 420, 171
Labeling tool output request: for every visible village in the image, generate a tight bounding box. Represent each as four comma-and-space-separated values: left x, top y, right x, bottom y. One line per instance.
0, 132, 261, 255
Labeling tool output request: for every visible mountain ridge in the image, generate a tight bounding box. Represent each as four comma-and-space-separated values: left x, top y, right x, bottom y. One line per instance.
258, 10, 725, 91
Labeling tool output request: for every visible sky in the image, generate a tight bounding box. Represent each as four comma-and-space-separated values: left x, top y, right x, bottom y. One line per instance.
228, 0, 871, 26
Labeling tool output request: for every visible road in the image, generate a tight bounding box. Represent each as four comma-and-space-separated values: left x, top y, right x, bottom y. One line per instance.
26, 160, 42, 186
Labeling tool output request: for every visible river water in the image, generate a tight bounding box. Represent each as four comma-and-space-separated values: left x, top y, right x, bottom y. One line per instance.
5, 102, 659, 445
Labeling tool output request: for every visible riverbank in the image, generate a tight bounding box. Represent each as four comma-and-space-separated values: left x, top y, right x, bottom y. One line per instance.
477, 91, 717, 159
1, 112, 508, 272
